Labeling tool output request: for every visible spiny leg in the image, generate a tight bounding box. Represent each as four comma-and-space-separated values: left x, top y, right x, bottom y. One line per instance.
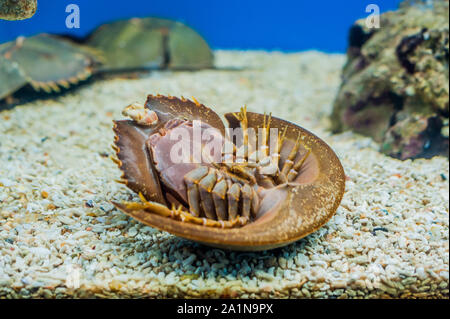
287, 146, 312, 182
254, 113, 280, 187
261, 112, 272, 158
233, 105, 250, 161
221, 139, 258, 184
222, 139, 236, 164
273, 126, 287, 169
227, 164, 257, 184
277, 133, 302, 184
230, 107, 270, 185
258, 126, 287, 179
248, 112, 272, 164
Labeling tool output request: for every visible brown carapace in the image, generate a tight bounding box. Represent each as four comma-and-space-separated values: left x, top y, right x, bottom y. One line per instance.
112, 95, 345, 251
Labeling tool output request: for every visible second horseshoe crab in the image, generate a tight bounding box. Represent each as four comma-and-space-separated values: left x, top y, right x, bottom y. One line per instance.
0, 33, 99, 101
1, 18, 214, 104
112, 95, 345, 251
86, 17, 214, 71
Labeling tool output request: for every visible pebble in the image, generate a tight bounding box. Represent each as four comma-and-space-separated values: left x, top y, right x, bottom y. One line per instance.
127, 227, 138, 237
0, 51, 447, 299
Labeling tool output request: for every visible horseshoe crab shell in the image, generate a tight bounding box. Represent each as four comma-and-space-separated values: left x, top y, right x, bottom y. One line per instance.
112, 95, 345, 251
0, 54, 27, 101
86, 17, 213, 71
0, 33, 99, 97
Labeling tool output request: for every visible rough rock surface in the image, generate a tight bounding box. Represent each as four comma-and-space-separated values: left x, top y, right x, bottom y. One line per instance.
331, 0, 449, 160
0, 0, 37, 20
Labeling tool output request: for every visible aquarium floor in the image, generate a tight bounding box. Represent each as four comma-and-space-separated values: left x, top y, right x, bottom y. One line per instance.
0, 51, 448, 298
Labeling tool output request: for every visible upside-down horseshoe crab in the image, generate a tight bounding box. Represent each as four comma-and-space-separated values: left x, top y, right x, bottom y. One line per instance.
112, 95, 345, 251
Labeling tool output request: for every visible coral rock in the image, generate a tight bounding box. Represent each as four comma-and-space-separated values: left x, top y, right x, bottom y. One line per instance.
331, 0, 449, 159
0, 0, 37, 20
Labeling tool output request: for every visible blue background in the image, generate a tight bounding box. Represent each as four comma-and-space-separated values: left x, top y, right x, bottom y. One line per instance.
0, 0, 401, 53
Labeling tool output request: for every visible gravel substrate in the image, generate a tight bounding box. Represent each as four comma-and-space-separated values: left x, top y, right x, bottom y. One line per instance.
0, 51, 448, 299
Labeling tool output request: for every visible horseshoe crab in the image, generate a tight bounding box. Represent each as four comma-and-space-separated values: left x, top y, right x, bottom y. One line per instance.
112, 95, 345, 251
86, 17, 213, 71
0, 54, 27, 101
0, 0, 37, 20
1, 18, 213, 103
0, 33, 99, 100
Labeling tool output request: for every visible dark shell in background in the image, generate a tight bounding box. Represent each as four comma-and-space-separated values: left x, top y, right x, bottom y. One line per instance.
331, 0, 449, 160
0, 17, 214, 104
0, 0, 37, 21
86, 17, 214, 72
113, 95, 346, 251
0, 34, 99, 100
